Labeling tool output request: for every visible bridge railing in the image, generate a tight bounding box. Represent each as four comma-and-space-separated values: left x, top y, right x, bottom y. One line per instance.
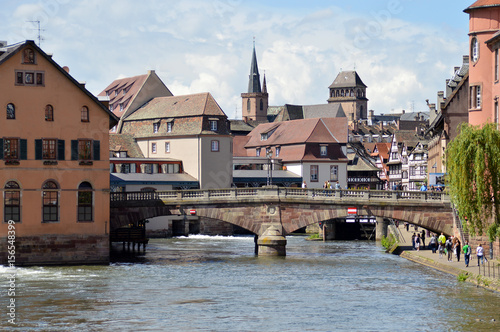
110, 188, 449, 204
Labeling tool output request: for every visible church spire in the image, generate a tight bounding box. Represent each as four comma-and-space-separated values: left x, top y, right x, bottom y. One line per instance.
247, 41, 262, 93
262, 72, 267, 93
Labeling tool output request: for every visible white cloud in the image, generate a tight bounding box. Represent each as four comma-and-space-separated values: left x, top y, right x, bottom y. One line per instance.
2, 0, 469, 118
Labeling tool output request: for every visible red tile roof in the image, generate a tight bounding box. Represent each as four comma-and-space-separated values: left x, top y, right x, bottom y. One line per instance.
464, 0, 500, 12
99, 74, 148, 119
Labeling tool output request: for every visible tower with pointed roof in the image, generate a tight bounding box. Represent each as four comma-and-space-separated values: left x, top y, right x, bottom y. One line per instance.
327, 70, 368, 122
241, 43, 268, 122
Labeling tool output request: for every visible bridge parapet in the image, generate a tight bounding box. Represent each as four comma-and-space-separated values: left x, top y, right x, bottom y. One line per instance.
110, 188, 450, 206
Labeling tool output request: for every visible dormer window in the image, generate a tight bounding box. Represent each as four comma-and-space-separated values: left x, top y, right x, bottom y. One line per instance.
261, 133, 267, 141
276, 146, 280, 157
320, 145, 327, 156
153, 122, 160, 133
119, 103, 124, 112
167, 122, 173, 133
210, 120, 218, 131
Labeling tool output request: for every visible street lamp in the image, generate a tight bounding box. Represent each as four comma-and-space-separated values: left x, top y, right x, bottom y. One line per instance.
266, 149, 273, 186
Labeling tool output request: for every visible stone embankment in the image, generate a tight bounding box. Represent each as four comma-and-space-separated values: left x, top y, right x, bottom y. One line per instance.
389, 225, 500, 293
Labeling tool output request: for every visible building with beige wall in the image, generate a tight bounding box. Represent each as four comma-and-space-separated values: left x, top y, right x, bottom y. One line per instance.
0, 40, 118, 265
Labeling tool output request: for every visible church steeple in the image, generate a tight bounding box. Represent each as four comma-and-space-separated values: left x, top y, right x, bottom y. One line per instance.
241, 41, 268, 122
248, 42, 262, 93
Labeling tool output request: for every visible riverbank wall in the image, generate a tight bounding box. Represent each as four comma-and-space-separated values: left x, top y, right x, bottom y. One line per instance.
398, 249, 500, 293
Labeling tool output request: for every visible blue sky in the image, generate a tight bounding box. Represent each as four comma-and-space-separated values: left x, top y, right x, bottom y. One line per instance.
1, 0, 475, 118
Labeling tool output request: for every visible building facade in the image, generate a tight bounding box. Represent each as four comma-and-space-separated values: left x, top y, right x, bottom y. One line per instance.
0, 40, 118, 265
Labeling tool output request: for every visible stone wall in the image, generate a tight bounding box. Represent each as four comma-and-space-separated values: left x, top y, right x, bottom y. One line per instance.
0, 235, 109, 266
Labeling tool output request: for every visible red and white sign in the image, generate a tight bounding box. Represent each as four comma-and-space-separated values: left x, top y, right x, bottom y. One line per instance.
190, 209, 196, 215
347, 207, 357, 215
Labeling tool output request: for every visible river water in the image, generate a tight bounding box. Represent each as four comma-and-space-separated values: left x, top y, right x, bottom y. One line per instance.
2, 235, 500, 331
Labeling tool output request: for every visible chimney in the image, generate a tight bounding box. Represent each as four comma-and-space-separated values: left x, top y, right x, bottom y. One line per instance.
445, 79, 452, 98
429, 103, 436, 114
243, 116, 248, 123
368, 110, 374, 125
437, 91, 444, 112
463, 55, 469, 65
402, 109, 405, 114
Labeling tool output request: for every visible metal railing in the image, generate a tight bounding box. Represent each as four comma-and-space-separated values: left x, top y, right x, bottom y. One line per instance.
478, 260, 500, 279
110, 188, 449, 204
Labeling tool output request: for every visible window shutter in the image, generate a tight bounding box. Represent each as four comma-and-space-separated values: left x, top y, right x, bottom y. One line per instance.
71, 140, 78, 160
57, 140, 65, 160
130, 163, 136, 173
35, 139, 43, 160
20, 139, 27, 160
93, 140, 100, 160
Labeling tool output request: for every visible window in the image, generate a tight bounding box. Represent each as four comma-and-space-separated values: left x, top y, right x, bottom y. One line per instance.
165, 142, 170, 153
78, 140, 92, 160
470, 85, 482, 109
3, 138, 19, 160
210, 120, 217, 131
402, 170, 408, 179
256, 148, 261, 157
42, 139, 57, 160
81, 106, 89, 122
310, 165, 319, 182
471, 37, 479, 63
23, 48, 35, 64
276, 147, 280, 157
260, 99, 263, 111
120, 104, 124, 112
121, 163, 131, 174
330, 165, 338, 181
167, 122, 173, 133
42, 181, 59, 222
496, 48, 499, 82
391, 152, 398, 159
77, 182, 93, 222
6, 103, 15, 119
4, 181, 20, 223
247, 99, 250, 112
45, 104, 54, 121
152, 142, 157, 154
15, 70, 44, 86
109, 104, 114, 112
261, 133, 267, 141
211, 140, 219, 152
320, 146, 327, 157
153, 122, 159, 133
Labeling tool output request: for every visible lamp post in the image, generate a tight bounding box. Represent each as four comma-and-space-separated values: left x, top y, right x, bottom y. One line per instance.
266, 149, 273, 186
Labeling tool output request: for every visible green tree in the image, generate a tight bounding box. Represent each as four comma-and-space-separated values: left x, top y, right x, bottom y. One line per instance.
446, 122, 500, 241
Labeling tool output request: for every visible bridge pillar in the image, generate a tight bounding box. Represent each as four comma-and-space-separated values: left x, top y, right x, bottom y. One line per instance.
257, 224, 287, 256
375, 217, 389, 241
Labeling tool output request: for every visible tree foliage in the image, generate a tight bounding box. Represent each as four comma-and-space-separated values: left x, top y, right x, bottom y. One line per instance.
446, 122, 500, 241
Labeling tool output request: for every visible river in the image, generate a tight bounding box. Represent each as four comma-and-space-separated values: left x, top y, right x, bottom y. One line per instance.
2, 235, 500, 331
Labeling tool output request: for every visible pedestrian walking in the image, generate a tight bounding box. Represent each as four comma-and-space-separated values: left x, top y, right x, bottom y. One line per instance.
411, 233, 416, 250
415, 234, 421, 251
476, 243, 485, 266
429, 234, 437, 253
445, 237, 453, 262
454, 238, 461, 262
421, 229, 426, 249
463, 241, 471, 267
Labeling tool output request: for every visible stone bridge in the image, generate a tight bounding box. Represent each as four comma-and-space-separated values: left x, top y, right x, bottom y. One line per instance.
110, 187, 455, 256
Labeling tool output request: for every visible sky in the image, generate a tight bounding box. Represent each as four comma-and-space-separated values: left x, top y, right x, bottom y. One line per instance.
1, 0, 475, 119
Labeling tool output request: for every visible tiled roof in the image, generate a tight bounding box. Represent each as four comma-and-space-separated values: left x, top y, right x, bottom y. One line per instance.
245, 118, 348, 148
229, 119, 259, 134
99, 74, 148, 118
464, 0, 500, 12
329, 71, 367, 88
125, 93, 226, 120
303, 103, 346, 119
400, 111, 429, 121
109, 134, 144, 158
233, 136, 251, 157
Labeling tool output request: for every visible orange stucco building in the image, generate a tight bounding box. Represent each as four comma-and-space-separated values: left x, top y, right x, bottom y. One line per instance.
465, 0, 500, 126
0, 40, 118, 265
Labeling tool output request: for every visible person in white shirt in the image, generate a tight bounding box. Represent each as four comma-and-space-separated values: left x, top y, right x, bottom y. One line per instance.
476, 243, 484, 266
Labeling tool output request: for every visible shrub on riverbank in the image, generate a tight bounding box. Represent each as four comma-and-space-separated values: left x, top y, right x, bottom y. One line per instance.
381, 234, 397, 250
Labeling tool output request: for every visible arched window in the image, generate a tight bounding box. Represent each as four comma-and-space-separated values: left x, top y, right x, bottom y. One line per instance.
4, 181, 20, 222
81, 106, 89, 122
247, 99, 251, 112
78, 182, 93, 221
6, 103, 15, 119
42, 181, 59, 222
45, 104, 54, 121
471, 36, 479, 63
